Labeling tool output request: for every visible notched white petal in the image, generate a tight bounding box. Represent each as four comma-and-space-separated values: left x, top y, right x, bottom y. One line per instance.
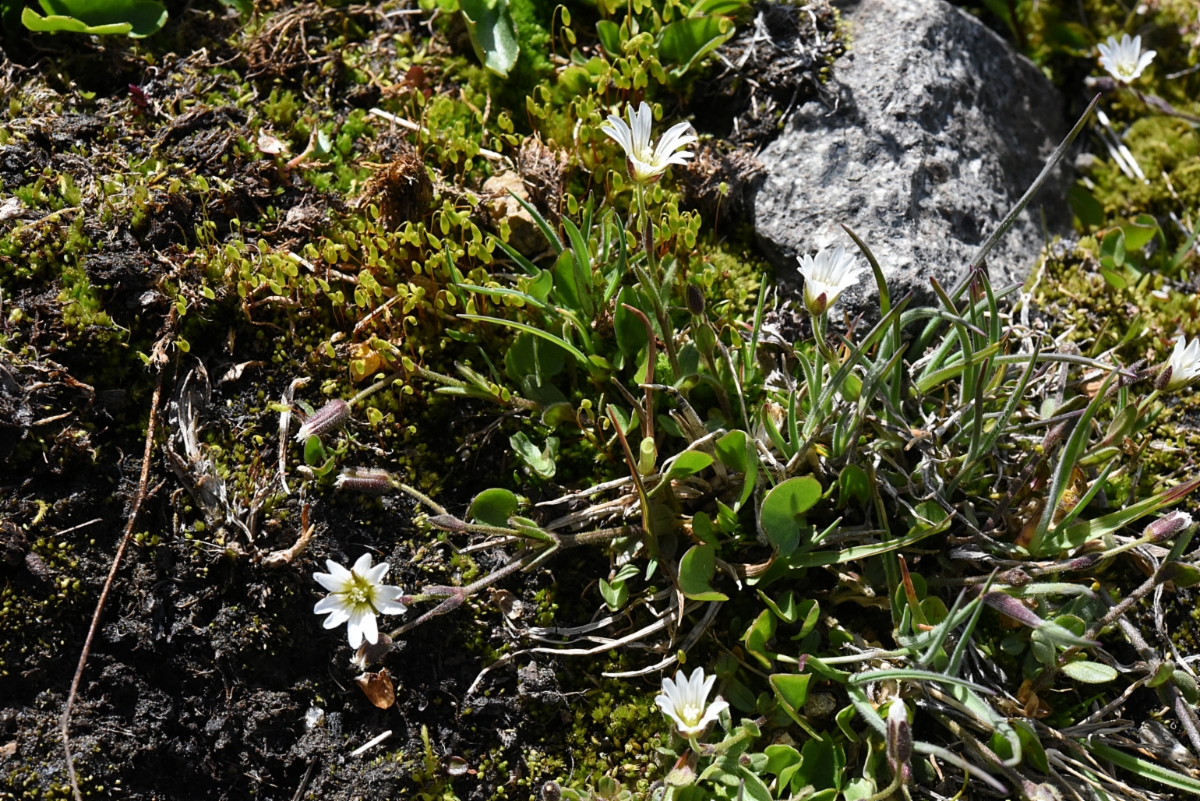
313, 572, 348, 593
351, 553, 374, 575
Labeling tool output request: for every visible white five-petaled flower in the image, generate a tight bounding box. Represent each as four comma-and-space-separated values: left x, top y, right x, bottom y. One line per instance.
601, 101, 697, 185
1161, 336, 1200, 393
1097, 34, 1156, 84
314, 554, 407, 649
797, 244, 867, 316
655, 667, 729, 739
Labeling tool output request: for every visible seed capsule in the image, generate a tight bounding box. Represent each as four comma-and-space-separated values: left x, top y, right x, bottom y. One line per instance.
294, 399, 351, 442
1144, 511, 1194, 544
886, 699, 912, 766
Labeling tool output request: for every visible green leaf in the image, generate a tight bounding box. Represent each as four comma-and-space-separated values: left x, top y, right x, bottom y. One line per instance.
837, 464, 870, 507
689, 0, 750, 16
715, 429, 758, 510
24, 0, 167, 37
1099, 267, 1128, 289
1060, 660, 1118, 684
459, 314, 590, 365
678, 544, 728, 601
920, 596, 949, 626
608, 404, 637, 436
469, 488, 518, 528
560, 217, 595, 318
656, 15, 734, 76
598, 578, 629, 611
303, 435, 326, 466
1068, 184, 1104, 229
1050, 475, 1200, 554
757, 589, 798, 623
769, 673, 812, 719
789, 598, 820, 639
764, 743, 801, 779
736, 767, 772, 801
692, 511, 717, 546
1015, 720, 1049, 773
459, 0, 520, 77
726, 678, 757, 713
665, 450, 713, 480
1161, 561, 1200, 588
596, 19, 622, 55
843, 778, 877, 801
504, 331, 567, 386
527, 269, 554, 301
1100, 228, 1126, 270
550, 249, 582, 310
510, 431, 557, 479
613, 287, 648, 359
760, 476, 822, 556
741, 609, 777, 669
797, 737, 843, 792
1121, 214, 1159, 251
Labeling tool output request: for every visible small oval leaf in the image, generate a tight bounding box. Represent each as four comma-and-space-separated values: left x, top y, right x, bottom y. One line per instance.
469, 488, 519, 528
760, 476, 823, 556
1061, 660, 1118, 684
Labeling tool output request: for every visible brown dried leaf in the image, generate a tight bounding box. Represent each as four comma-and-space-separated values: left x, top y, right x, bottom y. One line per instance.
355, 669, 396, 709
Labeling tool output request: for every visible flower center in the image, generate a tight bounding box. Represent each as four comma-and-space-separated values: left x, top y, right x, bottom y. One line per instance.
345, 576, 373, 608
680, 702, 703, 727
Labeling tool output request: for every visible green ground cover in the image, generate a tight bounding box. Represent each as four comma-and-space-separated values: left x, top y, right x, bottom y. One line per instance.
2, 1, 1200, 800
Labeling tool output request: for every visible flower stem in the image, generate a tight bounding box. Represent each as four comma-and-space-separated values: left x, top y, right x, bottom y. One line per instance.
634, 182, 681, 378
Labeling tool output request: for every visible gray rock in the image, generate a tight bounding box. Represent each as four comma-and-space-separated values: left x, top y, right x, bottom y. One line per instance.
749, 0, 1071, 320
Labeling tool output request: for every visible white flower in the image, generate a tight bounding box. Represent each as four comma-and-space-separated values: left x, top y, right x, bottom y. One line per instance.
314, 554, 407, 649
797, 244, 867, 315
655, 667, 729, 739
601, 102, 697, 184
1097, 34, 1156, 84
1161, 336, 1200, 393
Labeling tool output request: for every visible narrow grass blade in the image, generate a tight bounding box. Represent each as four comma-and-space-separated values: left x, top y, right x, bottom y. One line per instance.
1028, 371, 1115, 555
746, 281, 769, 382
947, 571, 998, 677
1083, 741, 1200, 794
459, 282, 551, 311
967, 93, 1102, 276
459, 314, 589, 364
948, 343, 1039, 495
848, 668, 994, 694
507, 189, 564, 254
914, 93, 1099, 354
790, 513, 952, 567
493, 236, 543, 276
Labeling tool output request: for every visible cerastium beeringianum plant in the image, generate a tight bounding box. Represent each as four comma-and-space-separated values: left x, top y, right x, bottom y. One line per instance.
302, 89, 1200, 800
